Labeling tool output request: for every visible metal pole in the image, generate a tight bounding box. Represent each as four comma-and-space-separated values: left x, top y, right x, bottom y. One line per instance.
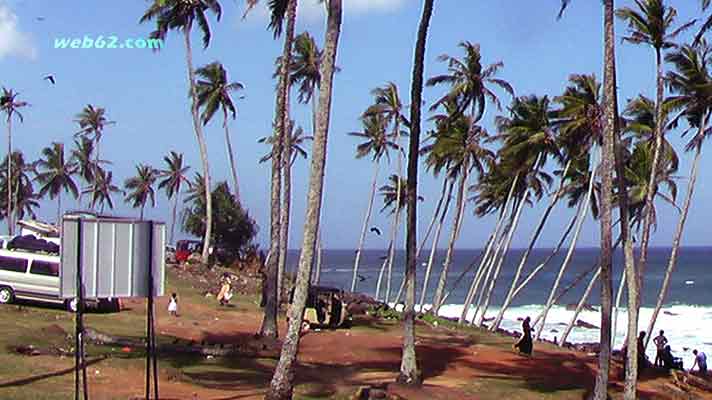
75, 219, 80, 400
150, 221, 158, 400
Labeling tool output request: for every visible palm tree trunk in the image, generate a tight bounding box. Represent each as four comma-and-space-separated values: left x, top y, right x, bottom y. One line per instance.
431, 168, 468, 314
593, 2, 616, 398
313, 228, 323, 285
385, 204, 401, 303
559, 267, 601, 346
351, 160, 380, 292
57, 195, 62, 225
277, 120, 293, 305
534, 159, 596, 339
419, 179, 453, 309
492, 161, 571, 330
375, 245, 390, 300
260, 0, 297, 340
183, 28, 213, 265
458, 174, 518, 323
140, 204, 145, 220
644, 142, 703, 350
397, 0, 433, 385
266, 0, 341, 397
417, 177, 448, 259
170, 192, 179, 245
6, 117, 12, 235
478, 193, 528, 327
612, 268, 626, 348
472, 211, 515, 326
223, 108, 240, 201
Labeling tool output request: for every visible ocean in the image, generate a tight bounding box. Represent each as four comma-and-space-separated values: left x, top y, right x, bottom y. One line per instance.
286, 247, 712, 367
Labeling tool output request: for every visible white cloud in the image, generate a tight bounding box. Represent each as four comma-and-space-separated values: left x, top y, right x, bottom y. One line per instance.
243, 0, 406, 25
0, 1, 36, 60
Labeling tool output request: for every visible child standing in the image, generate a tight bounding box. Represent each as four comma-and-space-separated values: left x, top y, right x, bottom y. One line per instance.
168, 293, 178, 316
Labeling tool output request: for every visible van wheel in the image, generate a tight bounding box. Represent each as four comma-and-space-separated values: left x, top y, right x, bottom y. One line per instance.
66, 298, 78, 313
0, 287, 14, 304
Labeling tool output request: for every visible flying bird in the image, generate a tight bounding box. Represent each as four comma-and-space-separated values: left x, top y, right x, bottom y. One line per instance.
43, 75, 55, 85
357, 274, 366, 282
369, 226, 381, 236
379, 255, 388, 260
36, 16, 45, 21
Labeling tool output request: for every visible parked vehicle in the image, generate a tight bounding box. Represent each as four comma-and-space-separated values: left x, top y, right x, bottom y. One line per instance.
175, 240, 202, 263
0, 247, 114, 312
291, 285, 352, 329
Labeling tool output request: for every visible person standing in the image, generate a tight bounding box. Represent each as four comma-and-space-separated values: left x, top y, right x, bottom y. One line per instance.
513, 316, 533, 356
168, 293, 178, 317
691, 349, 707, 376
653, 330, 668, 367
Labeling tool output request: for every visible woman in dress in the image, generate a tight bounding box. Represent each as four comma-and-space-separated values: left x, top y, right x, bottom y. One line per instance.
514, 316, 533, 355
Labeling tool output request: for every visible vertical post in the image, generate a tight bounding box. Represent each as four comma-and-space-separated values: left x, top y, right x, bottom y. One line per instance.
75, 218, 80, 400
145, 221, 158, 400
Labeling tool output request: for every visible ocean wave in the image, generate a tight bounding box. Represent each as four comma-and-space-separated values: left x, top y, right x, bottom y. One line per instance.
430, 303, 712, 365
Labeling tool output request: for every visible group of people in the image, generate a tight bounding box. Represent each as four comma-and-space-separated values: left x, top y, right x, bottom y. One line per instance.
511, 319, 708, 379
165, 273, 235, 317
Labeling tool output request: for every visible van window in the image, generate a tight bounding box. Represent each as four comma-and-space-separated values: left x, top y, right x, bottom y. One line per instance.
0, 256, 29, 273
30, 260, 59, 277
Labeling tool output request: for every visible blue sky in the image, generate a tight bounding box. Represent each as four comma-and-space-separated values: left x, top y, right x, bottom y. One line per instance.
0, 0, 710, 250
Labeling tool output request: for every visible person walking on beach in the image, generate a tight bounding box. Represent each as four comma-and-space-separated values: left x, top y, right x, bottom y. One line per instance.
168, 292, 178, 317
691, 349, 707, 376
653, 330, 668, 367
513, 316, 533, 356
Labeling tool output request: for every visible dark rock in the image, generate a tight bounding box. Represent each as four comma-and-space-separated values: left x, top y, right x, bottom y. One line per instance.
663, 311, 679, 316
575, 319, 599, 330
550, 329, 559, 333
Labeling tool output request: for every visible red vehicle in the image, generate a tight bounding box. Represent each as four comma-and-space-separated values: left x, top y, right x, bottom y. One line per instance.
175, 240, 202, 263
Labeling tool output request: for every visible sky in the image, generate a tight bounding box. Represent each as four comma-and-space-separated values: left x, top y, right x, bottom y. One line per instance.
0, 0, 710, 251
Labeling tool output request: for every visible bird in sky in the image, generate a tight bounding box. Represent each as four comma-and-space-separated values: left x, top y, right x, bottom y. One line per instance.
43, 75, 55, 85
370, 226, 381, 236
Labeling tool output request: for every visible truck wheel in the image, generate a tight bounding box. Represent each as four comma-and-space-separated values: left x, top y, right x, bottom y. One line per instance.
0, 287, 14, 304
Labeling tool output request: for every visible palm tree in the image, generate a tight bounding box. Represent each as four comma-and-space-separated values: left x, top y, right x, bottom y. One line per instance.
616, 2, 693, 334
560, 0, 622, 397
140, 0, 222, 264
645, 41, 712, 348
258, 0, 298, 341
428, 107, 494, 315
35, 143, 79, 223
0, 88, 28, 235
159, 151, 191, 244
75, 104, 114, 168
196, 61, 243, 201
71, 137, 102, 208
85, 168, 122, 213
266, 0, 342, 397
0, 151, 38, 223
426, 41, 514, 123
348, 113, 397, 292
124, 164, 158, 220
398, 0, 435, 385
365, 82, 407, 302
375, 174, 409, 300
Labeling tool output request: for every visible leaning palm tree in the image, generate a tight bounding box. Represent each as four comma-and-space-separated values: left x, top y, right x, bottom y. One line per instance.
266, 0, 342, 397
140, 0, 221, 264
560, 1, 626, 397
375, 174, 409, 300
348, 113, 397, 292
398, 0, 435, 384
645, 39, 712, 349
364, 82, 407, 302
35, 143, 79, 224
158, 151, 191, 244
0, 88, 28, 234
85, 168, 122, 213
428, 107, 494, 315
124, 164, 158, 220
196, 61, 243, 201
